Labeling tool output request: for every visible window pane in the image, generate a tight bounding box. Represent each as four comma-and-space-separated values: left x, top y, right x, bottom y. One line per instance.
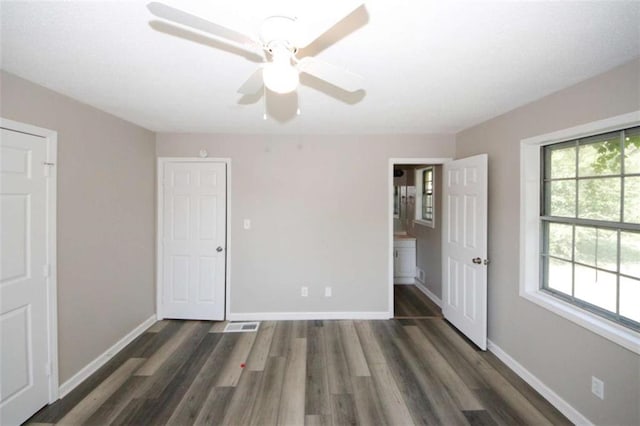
621, 231, 640, 279
624, 127, 640, 174
624, 177, 640, 224
620, 276, 640, 323
547, 223, 572, 260
548, 181, 576, 217
578, 134, 621, 177
574, 265, 617, 312
578, 178, 620, 221
548, 145, 576, 179
575, 227, 617, 271
547, 257, 572, 295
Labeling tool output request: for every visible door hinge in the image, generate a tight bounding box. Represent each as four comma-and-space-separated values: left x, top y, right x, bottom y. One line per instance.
43, 162, 55, 177
43, 264, 51, 278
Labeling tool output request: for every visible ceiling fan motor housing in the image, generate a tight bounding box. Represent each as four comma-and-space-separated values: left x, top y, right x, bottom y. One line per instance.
260, 15, 300, 53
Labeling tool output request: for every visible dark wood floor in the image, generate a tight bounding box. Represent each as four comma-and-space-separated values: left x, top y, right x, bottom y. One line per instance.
394, 285, 442, 318
27, 311, 570, 425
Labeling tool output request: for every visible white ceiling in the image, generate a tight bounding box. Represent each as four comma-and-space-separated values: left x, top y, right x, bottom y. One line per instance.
2, 0, 639, 134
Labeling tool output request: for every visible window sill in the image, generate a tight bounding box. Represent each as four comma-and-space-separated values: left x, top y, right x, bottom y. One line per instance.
520, 288, 640, 355
413, 219, 435, 229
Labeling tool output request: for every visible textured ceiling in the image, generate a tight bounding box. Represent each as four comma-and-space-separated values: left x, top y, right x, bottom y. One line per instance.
1, 0, 639, 134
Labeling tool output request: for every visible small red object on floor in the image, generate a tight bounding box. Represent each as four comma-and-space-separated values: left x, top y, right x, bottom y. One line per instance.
240, 363, 246, 368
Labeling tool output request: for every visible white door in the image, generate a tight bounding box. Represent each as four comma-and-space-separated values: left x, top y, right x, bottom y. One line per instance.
442, 154, 488, 350
1, 129, 51, 424
161, 161, 227, 320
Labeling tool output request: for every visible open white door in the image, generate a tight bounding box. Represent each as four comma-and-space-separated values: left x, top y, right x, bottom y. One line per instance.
1, 128, 53, 424
159, 160, 227, 320
442, 154, 488, 350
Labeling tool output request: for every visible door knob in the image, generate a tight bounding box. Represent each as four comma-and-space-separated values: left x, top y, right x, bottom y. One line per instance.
216, 246, 224, 252
472, 257, 482, 264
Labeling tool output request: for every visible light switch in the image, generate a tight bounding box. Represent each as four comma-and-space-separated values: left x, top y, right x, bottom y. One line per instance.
243, 219, 251, 230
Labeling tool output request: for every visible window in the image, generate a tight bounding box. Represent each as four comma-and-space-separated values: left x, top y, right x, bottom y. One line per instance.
542, 127, 640, 331
415, 166, 435, 227
520, 111, 640, 355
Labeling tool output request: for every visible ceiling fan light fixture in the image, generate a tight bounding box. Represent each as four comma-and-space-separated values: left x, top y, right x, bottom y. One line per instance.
263, 49, 299, 94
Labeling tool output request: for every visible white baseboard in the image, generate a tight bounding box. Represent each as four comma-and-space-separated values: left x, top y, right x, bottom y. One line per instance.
227, 311, 392, 321
487, 340, 592, 426
414, 278, 442, 307
58, 314, 156, 398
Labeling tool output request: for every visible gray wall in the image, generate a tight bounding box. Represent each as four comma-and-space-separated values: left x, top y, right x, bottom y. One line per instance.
156, 134, 455, 314
1, 71, 156, 383
456, 59, 640, 425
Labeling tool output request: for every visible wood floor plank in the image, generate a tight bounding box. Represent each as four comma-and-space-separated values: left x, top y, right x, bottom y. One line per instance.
220, 370, 264, 426
269, 321, 293, 357
350, 376, 386, 426
82, 375, 145, 425
331, 394, 357, 426
370, 320, 440, 425
146, 320, 168, 333
324, 321, 353, 395
135, 321, 201, 376
209, 321, 228, 333
164, 333, 240, 425
305, 414, 331, 426
305, 323, 331, 416
249, 356, 287, 426
247, 321, 276, 371
278, 337, 307, 426
463, 409, 499, 426
388, 321, 470, 425
132, 322, 214, 400
338, 321, 370, 377
56, 357, 145, 425
215, 332, 257, 386
193, 386, 234, 425
368, 362, 415, 426
353, 321, 386, 365
404, 325, 483, 410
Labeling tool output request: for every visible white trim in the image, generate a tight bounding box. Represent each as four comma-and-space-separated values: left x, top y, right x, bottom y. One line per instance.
414, 279, 442, 307
394, 277, 415, 284
0, 118, 59, 403
487, 340, 593, 426
156, 157, 231, 321
520, 110, 640, 355
58, 315, 156, 398
388, 158, 452, 320
227, 311, 391, 321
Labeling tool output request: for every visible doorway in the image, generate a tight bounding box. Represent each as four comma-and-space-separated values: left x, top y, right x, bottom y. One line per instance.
389, 157, 450, 318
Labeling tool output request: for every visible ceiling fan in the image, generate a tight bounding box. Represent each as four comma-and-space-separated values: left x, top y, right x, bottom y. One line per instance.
147, 1, 365, 96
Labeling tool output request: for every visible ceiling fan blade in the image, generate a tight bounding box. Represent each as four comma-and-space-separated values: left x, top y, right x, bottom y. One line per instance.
298, 57, 363, 92
293, 0, 364, 48
238, 68, 264, 95
147, 2, 257, 47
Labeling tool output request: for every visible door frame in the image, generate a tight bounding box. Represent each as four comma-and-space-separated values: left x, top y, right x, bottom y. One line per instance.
0, 117, 59, 403
156, 157, 231, 320
388, 157, 452, 317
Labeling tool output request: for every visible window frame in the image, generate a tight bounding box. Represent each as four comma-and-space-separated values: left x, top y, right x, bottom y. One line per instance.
520, 111, 640, 355
414, 166, 435, 228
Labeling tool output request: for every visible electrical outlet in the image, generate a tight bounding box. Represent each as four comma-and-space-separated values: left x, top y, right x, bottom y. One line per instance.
301, 286, 308, 297
591, 376, 604, 400
324, 287, 332, 297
